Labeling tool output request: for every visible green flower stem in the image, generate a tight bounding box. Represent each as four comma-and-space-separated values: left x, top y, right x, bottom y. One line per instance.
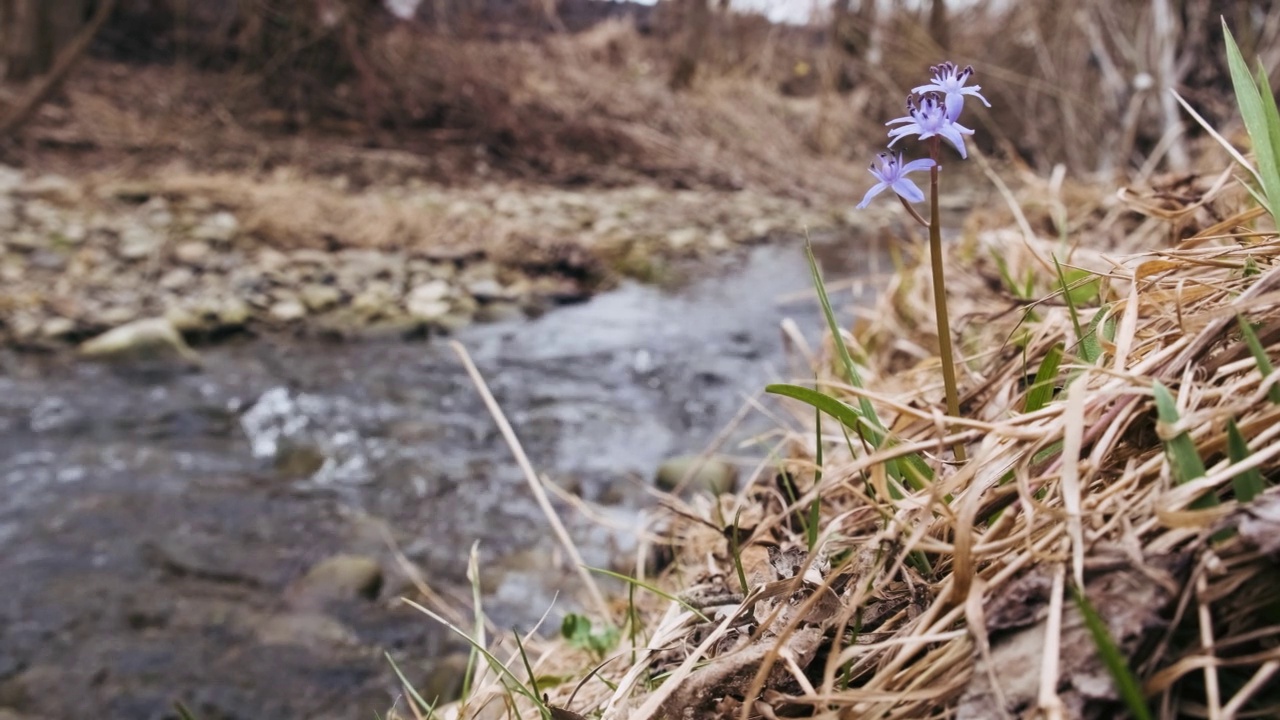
928, 138, 966, 462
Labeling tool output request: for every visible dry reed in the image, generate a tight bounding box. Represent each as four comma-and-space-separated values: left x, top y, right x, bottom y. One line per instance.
425, 158, 1280, 720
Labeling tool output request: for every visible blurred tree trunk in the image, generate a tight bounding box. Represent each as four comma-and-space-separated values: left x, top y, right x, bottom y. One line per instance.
669, 0, 709, 91
2, 0, 90, 81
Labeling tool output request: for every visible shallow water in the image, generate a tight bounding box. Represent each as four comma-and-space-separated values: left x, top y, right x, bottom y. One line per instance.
0, 233, 887, 719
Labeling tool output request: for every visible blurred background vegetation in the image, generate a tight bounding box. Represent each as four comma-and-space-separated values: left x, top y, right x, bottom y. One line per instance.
1, 0, 1277, 190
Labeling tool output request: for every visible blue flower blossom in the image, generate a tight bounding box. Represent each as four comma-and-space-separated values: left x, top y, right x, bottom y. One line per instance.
913, 62, 990, 122
856, 152, 936, 209
886, 93, 975, 159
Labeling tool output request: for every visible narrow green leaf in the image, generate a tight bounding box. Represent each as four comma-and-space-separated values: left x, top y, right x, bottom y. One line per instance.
805, 241, 885, 439
1024, 342, 1064, 412
1227, 419, 1267, 503
1224, 20, 1280, 219
174, 702, 202, 720
1255, 62, 1280, 203
402, 598, 544, 708
512, 630, 552, 718
767, 383, 932, 491
808, 404, 822, 552
1063, 267, 1100, 305
1053, 255, 1086, 349
767, 383, 867, 435
1072, 587, 1153, 720
1080, 304, 1113, 365
385, 652, 438, 716
1152, 381, 1217, 509
1236, 314, 1280, 404
584, 566, 710, 622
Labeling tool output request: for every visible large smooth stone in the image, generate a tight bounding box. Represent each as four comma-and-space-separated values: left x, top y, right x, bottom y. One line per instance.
654, 455, 738, 496
286, 554, 383, 609
78, 318, 201, 368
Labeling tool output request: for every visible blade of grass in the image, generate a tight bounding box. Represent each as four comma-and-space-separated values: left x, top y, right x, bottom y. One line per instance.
807, 401, 822, 553
805, 239, 889, 455
1024, 342, 1063, 413
512, 630, 551, 719
766, 383, 930, 492
386, 652, 439, 718
1152, 380, 1217, 509
1224, 19, 1280, 219
1072, 586, 1153, 720
584, 566, 710, 622
1226, 419, 1267, 503
1080, 303, 1114, 365
402, 598, 547, 712
1053, 255, 1087, 350
1236, 314, 1280, 404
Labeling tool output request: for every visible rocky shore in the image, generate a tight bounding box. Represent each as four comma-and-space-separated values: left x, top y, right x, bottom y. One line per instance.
0, 165, 847, 353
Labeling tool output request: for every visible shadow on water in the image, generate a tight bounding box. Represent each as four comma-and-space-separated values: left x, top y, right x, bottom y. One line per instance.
0, 232, 889, 719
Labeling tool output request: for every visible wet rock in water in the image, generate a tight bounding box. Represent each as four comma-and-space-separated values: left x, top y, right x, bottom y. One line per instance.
273, 440, 327, 478
416, 651, 470, 706
78, 318, 201, 369
286, 554, 383, 609
475, 300, 524, 323
655, 455, 738, 496
256, 612, 359, 649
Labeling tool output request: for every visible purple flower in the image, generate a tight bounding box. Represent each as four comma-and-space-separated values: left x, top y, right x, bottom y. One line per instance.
856, 152, 936, 209
886, 93, 975, 159
913, 62, 990, 122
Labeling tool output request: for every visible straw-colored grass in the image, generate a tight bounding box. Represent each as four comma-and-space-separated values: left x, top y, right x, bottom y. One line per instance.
411, 158, 1280, 720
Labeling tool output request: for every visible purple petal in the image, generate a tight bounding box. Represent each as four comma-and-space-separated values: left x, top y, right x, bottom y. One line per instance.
900, 158, 937, 173
856, 182, 889, 209
939, 126, 968, 158
945, 94, 965, 122
890, 177, 925, 203
963, 86, 991, 106
913, 82, 944, 95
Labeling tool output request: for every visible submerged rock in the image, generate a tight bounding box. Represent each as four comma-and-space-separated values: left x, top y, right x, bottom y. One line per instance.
77, 318, 201, 368
286, 554, 383, 609
256, 612, 359, 649
655, 455, 738, 496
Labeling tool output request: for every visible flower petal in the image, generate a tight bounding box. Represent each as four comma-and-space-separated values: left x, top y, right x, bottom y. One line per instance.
856, 182, 889, 209
900, 157, 937, 173
891, 177, 925, 204
940, 126, 968, 158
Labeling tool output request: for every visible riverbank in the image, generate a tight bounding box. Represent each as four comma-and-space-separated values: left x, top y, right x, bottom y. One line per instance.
433, 166, 1280, 719
0, 164, 849, 351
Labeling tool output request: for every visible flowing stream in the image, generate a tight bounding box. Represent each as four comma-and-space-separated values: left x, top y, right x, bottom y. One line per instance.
0, 233, 886, 719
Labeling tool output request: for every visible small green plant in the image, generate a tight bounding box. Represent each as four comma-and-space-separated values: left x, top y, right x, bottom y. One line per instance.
404, 598, 553, 720
560, 613, 619, 658
1073, 586, 1153, 720
1152, 381, 1216, 510
1222, 20, 1280, 222
1226, 419, 1267, 503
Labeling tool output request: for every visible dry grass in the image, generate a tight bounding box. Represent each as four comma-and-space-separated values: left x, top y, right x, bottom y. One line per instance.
414, 157, 1280, 720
